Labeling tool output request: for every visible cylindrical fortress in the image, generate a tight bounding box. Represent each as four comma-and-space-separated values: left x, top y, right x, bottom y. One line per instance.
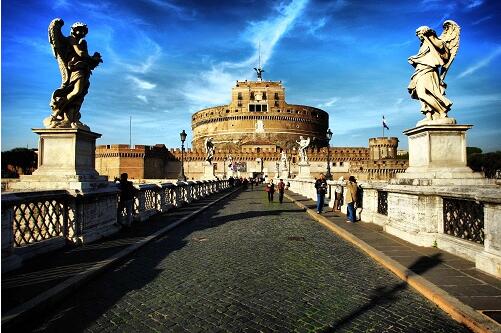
191, 80, 329, 150
369, 137, 399, 160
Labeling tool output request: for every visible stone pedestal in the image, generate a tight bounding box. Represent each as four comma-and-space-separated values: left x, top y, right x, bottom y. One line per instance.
202, 163, 216, 180
10, 128, 108, 192
297, 163, 312, 179
394, 124, 485, 185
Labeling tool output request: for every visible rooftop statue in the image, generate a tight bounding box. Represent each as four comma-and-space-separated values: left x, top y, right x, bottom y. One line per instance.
296, 136, 310, 164
253, 67, 264, 81
408, 20, 460, 125
205, 137, 215, 164
45, 18, 103, 130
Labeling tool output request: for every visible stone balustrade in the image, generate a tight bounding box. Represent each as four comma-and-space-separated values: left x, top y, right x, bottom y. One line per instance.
1, 179, 231, 273
286, 178, 501, 277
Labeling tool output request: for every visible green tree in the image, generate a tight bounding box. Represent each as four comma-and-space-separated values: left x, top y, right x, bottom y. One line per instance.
468, 151, 501, 179
1, 148, 37, 178
467, 147, 482, 156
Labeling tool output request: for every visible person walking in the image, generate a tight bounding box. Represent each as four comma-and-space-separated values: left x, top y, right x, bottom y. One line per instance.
345, 175, 358, 223
332, 176, 344, 212
118, 173, 137, 227
277, 178, 286, 204
314, 173, 328, 213
266, 179, 275, 203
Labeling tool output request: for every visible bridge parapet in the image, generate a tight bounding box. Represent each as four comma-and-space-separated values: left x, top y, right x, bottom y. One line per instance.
286, 178, 501, 278
1, 180, 231, 273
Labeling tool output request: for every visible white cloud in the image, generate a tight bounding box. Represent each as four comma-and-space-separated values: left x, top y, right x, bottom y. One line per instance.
183, 0, 309, 109
127, 75, 157, 90
136, 95, 148, 103
318, 97, 339, 108
466, 0, 483, 9
125, 40, 162, 74
53, 0, 70, 9
472, 15, 493, 25
144, 0, 197, 20
457, 46, 501, 78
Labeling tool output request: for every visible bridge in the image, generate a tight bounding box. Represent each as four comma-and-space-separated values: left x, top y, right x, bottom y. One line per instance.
2, 182, 500, 332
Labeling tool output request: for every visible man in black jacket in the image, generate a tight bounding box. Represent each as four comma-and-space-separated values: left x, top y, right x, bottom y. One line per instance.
314, 173, 328, 214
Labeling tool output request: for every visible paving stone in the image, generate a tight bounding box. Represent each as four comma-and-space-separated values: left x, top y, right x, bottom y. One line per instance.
18, 189, 472, 332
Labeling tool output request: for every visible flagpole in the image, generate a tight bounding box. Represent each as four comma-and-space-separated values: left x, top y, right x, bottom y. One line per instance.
382, 116, 384, 138
129, 115, 132, 147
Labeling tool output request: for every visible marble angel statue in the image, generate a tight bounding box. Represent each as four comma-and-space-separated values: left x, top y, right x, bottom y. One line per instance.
296, 136, 310, 164
45, 18, 103, 130
408, 20, 460, 124
205, 137, 215, 164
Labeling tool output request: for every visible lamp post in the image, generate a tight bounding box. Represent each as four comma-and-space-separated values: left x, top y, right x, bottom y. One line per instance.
178, 130, 187, 181
223, 156, 227, 179
326, 128, 333, 180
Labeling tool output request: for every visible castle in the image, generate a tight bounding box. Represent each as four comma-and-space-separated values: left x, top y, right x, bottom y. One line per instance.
96, 75, 407, 181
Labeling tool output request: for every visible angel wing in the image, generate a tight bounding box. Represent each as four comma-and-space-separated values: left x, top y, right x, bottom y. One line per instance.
439, 20, 460, 82
48, 18, 70, 87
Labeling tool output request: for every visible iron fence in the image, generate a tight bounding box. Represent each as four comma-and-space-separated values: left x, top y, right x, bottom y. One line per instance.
377, 190, 388, 215
443, 198, 484, 244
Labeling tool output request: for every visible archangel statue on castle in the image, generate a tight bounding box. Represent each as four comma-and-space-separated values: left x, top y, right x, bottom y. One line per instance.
45, 18, 103, 130
408, 20, 460, 125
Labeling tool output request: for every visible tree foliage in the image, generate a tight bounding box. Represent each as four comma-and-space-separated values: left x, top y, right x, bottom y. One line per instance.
1, 148, 37, 178
468, 151, 501, 179
467, 147, 482, 156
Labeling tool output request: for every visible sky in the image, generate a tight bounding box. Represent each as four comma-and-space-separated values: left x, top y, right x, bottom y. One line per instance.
2, 0, 500, 152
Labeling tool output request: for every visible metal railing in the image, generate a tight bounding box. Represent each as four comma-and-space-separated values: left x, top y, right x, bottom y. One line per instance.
443, 198, 484, 244
377, 190, 388, 216
9, 191, 72, 247
3, 180, 231, 250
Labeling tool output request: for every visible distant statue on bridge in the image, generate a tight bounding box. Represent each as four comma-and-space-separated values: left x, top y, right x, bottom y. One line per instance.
205, 137, 215, 164
280, 151, 287, 170
408, 20, 460, 125
45, 18, 103, 130
296, 136, 310, 164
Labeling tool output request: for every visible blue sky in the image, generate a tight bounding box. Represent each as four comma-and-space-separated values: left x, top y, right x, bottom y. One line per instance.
2, 0, 500, 151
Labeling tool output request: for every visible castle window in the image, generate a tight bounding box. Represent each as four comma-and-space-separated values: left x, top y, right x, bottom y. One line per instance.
238, 92, 242, 100
250, 92, 255, 100
274, 93, 279, 100
226, 109, 230, 113
275, 101, 279, 107
238, 102, 242, 107
262, 92, 267, 100
249, 103, 267, 112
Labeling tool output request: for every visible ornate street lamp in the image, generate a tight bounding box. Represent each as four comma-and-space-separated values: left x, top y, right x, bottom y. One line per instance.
223, 156, 227, 179
326, 128, 333, 180
178, 130, 187, 181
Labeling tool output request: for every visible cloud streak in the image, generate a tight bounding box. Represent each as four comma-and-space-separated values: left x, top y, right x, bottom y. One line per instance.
127, 75, 157, 90
183, 0, 309, 109
457, 46, 501, 78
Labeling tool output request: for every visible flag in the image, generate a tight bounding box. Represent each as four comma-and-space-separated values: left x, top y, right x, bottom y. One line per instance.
383, 116, 389, 130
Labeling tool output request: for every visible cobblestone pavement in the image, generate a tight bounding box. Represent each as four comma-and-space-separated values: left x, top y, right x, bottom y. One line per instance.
27, 189, 471, 332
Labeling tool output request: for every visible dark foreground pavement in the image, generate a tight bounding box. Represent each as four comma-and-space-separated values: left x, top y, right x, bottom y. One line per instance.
3, 188, 475, 332
285, 190, 501, 333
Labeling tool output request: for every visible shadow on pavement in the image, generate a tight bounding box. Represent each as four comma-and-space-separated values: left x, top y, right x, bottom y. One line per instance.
322, 253, 444, 332
5, 189, 246, 333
